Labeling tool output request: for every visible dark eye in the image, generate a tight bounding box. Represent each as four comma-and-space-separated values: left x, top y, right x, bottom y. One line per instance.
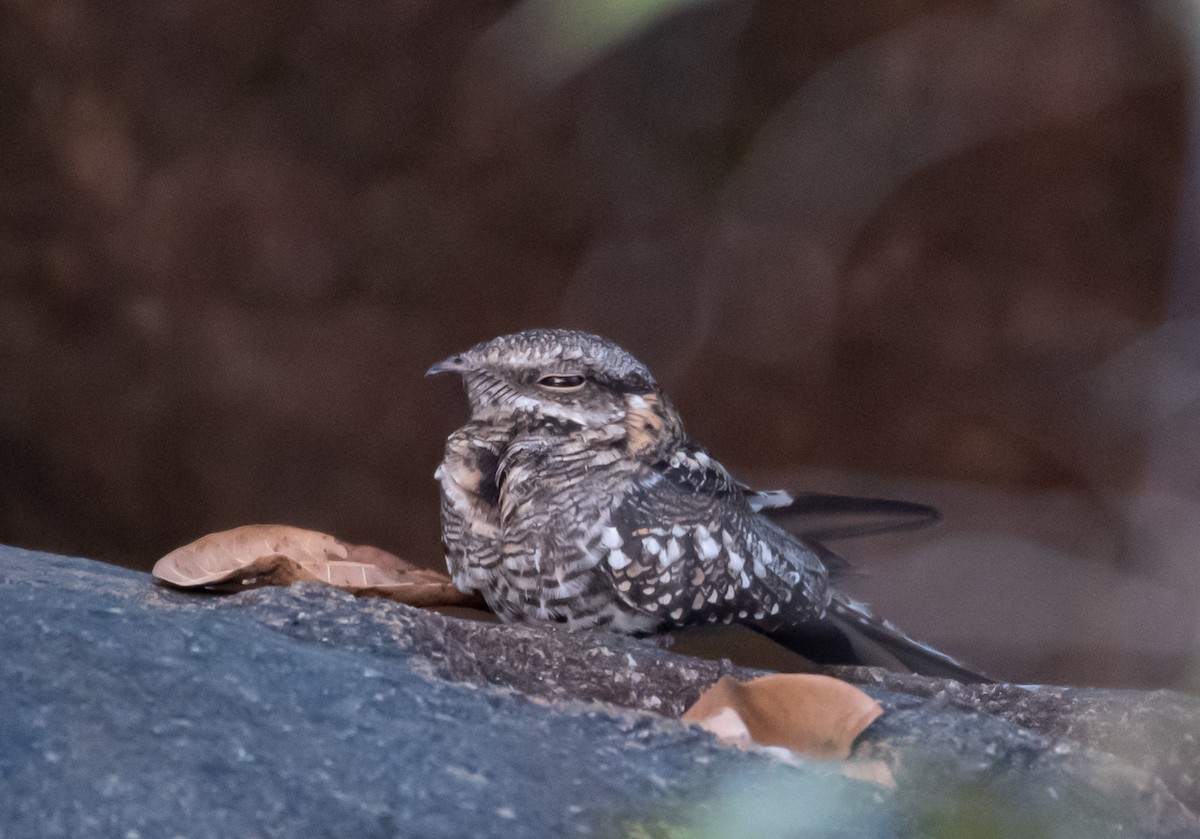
537, 373, 586, 390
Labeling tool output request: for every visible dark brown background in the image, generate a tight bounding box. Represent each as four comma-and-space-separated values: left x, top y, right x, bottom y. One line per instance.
3, 0, 1198, 689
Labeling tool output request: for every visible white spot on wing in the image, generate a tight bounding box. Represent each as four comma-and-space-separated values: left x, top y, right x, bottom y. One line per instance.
694, 526, 720, 560
602, 528, 623, 549
727, 552, 744, 575
665, 539, 683, 564
747, 489, 794, 512
607, 550, 631, 570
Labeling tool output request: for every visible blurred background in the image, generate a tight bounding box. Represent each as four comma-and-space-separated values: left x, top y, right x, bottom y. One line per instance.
2, 0, 1198, 690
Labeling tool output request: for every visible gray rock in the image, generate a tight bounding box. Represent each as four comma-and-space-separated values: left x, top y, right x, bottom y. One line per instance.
2, 545, 1197, 838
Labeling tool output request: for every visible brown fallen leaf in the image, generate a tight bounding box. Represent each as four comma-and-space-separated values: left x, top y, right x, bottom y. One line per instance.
692, 704, 896, 789
841, 758, 897, 789
152, 524, 484, 609
682, 674, 883, 761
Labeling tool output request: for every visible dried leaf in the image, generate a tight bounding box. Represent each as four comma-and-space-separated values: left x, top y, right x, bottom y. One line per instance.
682, 674, 883, 760
699, 706, 755, 749
841, 759, 897, 790
152, 525, 483, 609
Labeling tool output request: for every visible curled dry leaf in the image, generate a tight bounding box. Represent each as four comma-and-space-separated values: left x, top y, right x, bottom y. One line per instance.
152, 525, 484, 609
682, 674, 883, 761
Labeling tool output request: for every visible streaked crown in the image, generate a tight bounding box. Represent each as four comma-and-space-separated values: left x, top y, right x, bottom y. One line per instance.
428, 329, 661, 425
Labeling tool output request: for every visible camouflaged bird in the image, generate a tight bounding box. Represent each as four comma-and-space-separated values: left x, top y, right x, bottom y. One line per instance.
428, 329, 985, 682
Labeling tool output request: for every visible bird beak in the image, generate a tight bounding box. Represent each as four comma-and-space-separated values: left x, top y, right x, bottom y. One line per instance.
425, 354, 471, 377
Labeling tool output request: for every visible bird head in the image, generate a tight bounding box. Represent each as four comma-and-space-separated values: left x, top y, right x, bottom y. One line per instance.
428, 329, 681, 450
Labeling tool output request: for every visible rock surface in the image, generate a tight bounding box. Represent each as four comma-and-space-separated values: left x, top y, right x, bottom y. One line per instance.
3, 544, 1198, 838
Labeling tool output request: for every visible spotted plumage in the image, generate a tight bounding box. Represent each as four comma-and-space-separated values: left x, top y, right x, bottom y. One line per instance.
429, 329, 986, 681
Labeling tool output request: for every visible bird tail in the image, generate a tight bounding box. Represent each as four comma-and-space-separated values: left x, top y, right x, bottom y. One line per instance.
756, 593, 991, 683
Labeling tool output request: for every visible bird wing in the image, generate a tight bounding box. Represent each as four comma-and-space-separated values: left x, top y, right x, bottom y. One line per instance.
435, 422, 507, 593
590, 446, 989, 681
744, 487, 940, 541
589, 443, 830, 627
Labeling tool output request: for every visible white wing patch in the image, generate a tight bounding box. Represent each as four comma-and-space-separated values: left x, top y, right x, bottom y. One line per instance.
746, 489, 795, 512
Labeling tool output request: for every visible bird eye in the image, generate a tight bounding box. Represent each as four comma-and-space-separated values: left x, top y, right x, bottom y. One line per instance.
537, 373, 586, 390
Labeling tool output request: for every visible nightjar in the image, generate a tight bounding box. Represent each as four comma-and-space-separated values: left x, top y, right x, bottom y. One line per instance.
428, 329, 985, 681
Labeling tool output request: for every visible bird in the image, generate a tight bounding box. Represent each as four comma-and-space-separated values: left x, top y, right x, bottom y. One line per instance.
427, 328, 987, 682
